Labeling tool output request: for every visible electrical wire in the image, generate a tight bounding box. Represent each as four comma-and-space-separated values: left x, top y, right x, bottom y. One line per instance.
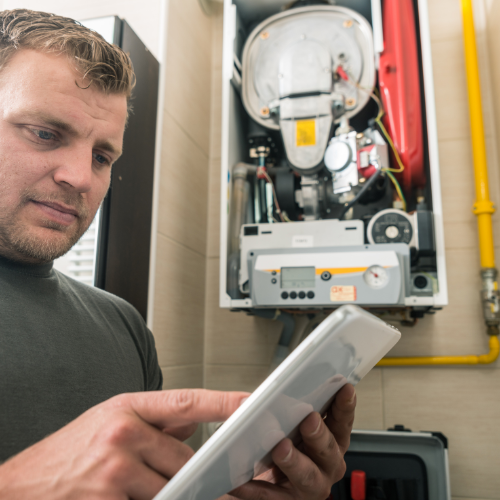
342, 70, 406, 174
385, 170, 407, 211
339, 167, 383, 220
338, 69, 409, 211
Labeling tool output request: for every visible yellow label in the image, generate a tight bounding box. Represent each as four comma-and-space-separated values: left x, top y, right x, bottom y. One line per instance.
316, 267, 368, 275
330, 285, 357, 302
296, 119, 316, 147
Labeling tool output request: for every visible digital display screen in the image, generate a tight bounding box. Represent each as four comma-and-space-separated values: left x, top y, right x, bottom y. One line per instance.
281, 267, 316, 289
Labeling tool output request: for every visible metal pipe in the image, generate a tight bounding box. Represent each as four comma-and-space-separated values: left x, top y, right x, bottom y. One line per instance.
377, 0, 499, 366
462, 0, 496, 269
253, 309, 296, 371
377, 335, 499, 366
227, 163, 257, 299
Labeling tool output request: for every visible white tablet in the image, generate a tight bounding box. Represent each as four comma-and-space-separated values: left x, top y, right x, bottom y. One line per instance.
154, 305, 400, 500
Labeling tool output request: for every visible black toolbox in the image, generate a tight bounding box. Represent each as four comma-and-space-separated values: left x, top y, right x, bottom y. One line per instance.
331, 427, 451, 499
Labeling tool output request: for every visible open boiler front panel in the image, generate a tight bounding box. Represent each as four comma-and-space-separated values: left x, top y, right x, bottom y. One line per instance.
219, 0, 448, 321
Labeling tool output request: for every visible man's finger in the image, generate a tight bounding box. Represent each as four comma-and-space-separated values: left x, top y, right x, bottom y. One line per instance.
138, 426, 196, 479
115, 389, 250, 429
230, 479, 286, 499
299, 412, 342, 475
124, 462, 169, 500
162, 422, 199, 442
271, 438, 330, 498
324, 384, 356, 455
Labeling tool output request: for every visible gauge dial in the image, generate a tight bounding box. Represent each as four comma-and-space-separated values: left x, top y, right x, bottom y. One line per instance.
364, 265, 389, 289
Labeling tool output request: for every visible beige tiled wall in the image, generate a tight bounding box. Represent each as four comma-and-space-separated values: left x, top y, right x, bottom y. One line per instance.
204, 0, 500, 497
151, 0, 213, 405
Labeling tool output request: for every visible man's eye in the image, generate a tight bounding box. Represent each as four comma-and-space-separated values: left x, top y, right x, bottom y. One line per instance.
32, 129, 55, 140
93, 152, 109, 166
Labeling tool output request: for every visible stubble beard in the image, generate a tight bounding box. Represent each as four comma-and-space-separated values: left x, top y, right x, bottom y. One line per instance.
0, 188, 92, 264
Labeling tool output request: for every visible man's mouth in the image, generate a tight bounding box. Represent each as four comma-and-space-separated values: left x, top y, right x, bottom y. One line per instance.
30, 200, 79, 226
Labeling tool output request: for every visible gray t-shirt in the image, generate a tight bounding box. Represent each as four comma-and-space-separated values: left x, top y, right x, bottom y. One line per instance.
0, 255, 162, 461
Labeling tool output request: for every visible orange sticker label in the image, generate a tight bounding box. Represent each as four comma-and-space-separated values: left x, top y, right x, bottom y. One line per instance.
330, 285, 357, 302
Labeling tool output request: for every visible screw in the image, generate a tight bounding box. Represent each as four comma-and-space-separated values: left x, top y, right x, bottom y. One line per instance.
343, 19, 353, 28
346, 97, 356, 107
260, 31, 269, 40
260, 106, 270, 117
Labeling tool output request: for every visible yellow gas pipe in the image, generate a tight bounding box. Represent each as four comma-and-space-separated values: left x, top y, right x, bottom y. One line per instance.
377, 0, 499, 367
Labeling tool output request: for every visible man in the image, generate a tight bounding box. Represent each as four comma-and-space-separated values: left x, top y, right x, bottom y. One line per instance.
0, 9, 356, 499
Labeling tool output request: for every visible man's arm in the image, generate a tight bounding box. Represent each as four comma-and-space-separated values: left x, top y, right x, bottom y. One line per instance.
0, 386, 355, 500
0, 389, 248, 500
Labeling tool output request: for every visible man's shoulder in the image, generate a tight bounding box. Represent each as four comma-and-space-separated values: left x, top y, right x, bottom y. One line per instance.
54, 269, 143, 325
53, 270, 162, 391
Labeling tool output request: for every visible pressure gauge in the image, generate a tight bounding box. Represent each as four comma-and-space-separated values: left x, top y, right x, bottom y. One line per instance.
364, 265, 389, 289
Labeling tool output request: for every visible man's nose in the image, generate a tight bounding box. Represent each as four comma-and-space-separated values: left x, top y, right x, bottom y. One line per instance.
52, 146, 93, 193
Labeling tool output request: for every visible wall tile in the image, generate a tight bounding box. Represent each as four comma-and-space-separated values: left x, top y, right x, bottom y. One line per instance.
439, 135, 500, 250
427, 0, 464, 42
452, 498, 496, 500
432, 36, 495, 144
164, 0, 212, 155
209, 67, 223, 161
205, 364, 269, 393
153, 234, 205, 367
158, 113, 209, 256
352, 369, 384, 431
211, 3, 224, 71
204, 258, 282, 366
161, 364, 203, 390
383, 367, 500, 498
432, 38, 472, 142
438, 139, 475, 224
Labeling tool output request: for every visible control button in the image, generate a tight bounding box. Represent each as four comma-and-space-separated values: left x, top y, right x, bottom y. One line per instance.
307, 291, 315, 299
271, 278, 277, 284
271, 271, 277, 276
414, 275, 428, 289
281, 291, 289, 299
290, 291, 297, 299
321, 271, 332, 281
298, 291, 306, 299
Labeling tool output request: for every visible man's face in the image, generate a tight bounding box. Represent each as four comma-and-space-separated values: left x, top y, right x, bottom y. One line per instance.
0, 49, 128, 264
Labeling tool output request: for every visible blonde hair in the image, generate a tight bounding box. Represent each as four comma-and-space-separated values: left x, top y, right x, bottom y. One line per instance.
0, 9, 135, 98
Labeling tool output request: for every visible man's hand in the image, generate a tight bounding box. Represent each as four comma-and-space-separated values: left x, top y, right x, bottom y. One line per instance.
0, 389, 249, 500
228, 383, 356, 500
